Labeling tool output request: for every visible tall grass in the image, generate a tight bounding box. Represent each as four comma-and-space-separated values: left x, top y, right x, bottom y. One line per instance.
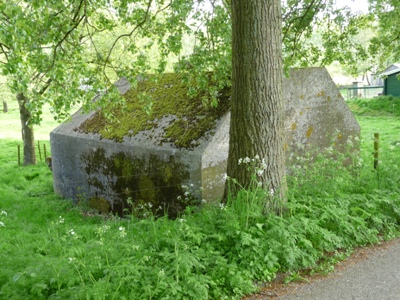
347, 95, 400, 117
0, 98, 400, 299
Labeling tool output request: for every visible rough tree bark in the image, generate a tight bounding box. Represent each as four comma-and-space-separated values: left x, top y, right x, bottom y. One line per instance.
16, 93, 36, 165
226, 0, 286, 205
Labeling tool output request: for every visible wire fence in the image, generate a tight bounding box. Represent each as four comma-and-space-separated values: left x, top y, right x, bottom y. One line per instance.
345, 86, 384, 100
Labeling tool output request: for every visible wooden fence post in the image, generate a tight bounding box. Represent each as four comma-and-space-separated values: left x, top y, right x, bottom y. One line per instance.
374, 133, 379, 170
17, 145, 21, 166
37, 141, 42, 162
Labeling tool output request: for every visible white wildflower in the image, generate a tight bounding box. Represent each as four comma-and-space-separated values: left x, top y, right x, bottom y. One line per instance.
1, 211, 7, 216
68, 257, 76, 263
68, 229, 76, 236
201, 199, 207, 204
100, 225, 110, 233
118, 226, 127, 238
257, 169, 264, 176
243, 157, 251, 164
0, 221, 5, 227
238, 158, 243, 165
261, 159, 267, 170
158, 269, 165, 277
270, 189, 275, 196
255, 154, 260, 160
219, 203, 226, 210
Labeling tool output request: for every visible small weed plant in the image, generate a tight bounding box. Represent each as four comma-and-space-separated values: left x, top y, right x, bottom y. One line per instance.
1, 105, 400, 299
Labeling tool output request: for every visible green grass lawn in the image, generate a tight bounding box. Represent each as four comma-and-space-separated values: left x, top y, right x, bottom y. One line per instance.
0, 100, 60, 141
0, 97, 399, 299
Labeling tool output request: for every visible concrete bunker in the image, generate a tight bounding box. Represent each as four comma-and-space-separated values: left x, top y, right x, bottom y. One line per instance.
50, 67, 360, 216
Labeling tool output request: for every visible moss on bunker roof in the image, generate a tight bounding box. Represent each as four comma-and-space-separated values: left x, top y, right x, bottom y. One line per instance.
77, 73, 230, 149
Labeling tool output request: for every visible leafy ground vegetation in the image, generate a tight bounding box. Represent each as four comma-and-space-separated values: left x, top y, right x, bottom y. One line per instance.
347, 95, 400, 117
0, 97, 400, 299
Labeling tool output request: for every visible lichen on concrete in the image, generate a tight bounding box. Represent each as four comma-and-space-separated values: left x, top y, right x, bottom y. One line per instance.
77, 73, 230, 149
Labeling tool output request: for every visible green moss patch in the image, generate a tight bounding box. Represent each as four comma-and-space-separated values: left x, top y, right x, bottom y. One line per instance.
88, 197, 111, 214
77, 73, 230, 149
81, 148, 191, 218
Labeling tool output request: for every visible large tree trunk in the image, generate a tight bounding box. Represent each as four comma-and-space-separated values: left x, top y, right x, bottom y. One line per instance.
16, 93, 36, 165
2, 100, 8, 113
226, 0, 286, 205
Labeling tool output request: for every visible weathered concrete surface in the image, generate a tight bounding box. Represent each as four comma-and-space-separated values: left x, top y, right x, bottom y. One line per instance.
202, 67, 361, 199
50, 67, 360, 215
283, 68, 360, 160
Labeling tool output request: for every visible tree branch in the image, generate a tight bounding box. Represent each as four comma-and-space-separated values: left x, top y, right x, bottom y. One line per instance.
38, 78, 53, 95
283, 0, 325, 41
103, 0, 154, 71
0, 44, 9, 62
50, 1, 88, 69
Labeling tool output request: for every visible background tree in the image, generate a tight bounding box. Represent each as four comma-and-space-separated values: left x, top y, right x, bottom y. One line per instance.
368, 0, 400, 70
0, 0, 128, 164
0, 77, 11, 113
1, 1, 87, 164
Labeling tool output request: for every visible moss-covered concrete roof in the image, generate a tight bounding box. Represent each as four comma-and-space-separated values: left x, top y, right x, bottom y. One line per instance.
76, 73, 230, 149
